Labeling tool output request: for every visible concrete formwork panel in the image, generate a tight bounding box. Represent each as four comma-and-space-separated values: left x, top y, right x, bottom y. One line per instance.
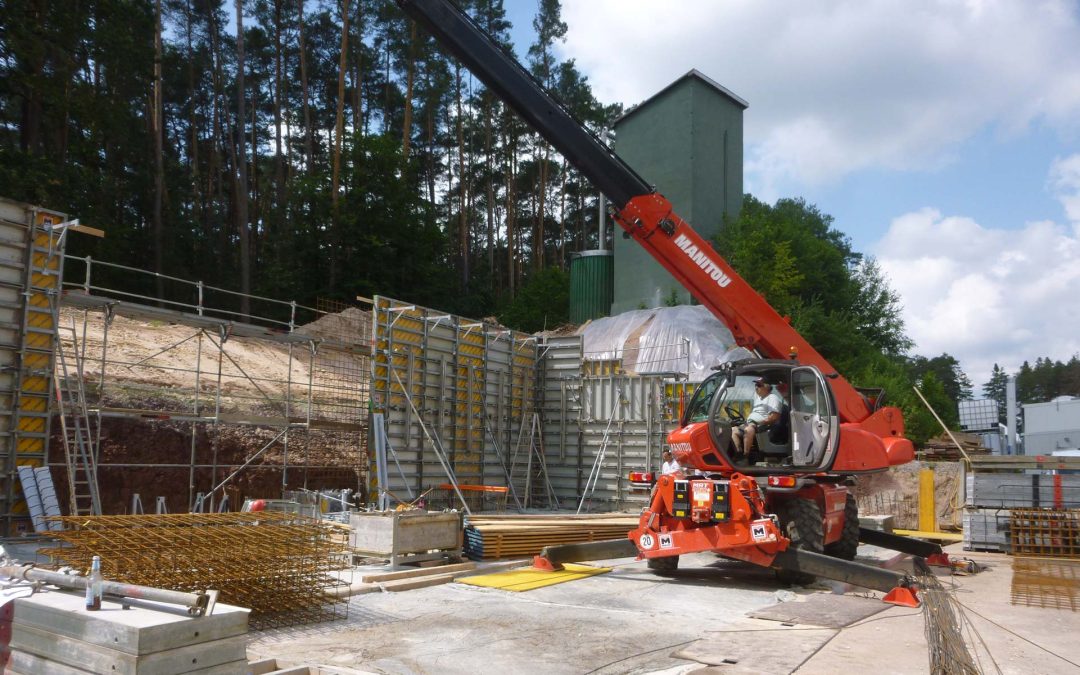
371, 296, 537, 505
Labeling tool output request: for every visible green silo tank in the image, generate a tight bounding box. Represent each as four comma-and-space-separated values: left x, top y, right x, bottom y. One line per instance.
569, 250, 614, 324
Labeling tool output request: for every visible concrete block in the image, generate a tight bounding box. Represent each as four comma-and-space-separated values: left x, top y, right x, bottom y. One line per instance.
858, 515, 895, 532
249, 657, 280, 674
9, 649, 95, 674
11, 624, 247, 675
12, 591, 249, 654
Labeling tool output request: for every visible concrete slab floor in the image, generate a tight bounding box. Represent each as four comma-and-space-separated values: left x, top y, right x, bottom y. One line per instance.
249, 546, 1080, 675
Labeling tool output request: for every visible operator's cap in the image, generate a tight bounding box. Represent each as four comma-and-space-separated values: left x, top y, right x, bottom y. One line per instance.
753, 377, 768, 385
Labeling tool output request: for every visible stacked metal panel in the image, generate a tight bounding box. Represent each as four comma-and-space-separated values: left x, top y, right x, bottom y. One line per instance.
370, 306, 686, 513
963, 508, 1011, 552
963, 457, 1080, 553
966, 473, 1080, 509
0, 198, 67, 536
370, 296, 537, 507
539, 336, 679, 511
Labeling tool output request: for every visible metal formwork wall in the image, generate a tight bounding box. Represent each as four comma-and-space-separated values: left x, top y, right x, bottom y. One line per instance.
371, 296, 537, 502
0, 198, 67, 536
539, 336, 677, 511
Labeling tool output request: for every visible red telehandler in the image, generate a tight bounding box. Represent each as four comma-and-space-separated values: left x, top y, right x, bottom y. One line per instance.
397, 0, 947, 604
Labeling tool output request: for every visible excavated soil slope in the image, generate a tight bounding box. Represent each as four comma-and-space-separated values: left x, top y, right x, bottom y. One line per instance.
50, 307, 370, 514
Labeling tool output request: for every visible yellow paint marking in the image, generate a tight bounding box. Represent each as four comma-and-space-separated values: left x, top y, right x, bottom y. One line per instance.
456, 563, 611, 592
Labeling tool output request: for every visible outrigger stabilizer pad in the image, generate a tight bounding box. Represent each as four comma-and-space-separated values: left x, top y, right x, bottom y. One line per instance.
925, 552, 952, 567
883, 585, 921, 608
532, 555, 562, 572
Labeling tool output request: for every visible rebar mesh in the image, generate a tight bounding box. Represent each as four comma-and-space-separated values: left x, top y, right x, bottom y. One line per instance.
41, 512, 351, 629
858, 492, 920, 530
1010, 558, 1080, 611
1010, 508, 1080, 558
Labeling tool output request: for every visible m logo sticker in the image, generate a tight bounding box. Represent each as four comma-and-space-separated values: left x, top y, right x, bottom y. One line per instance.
659, 533, 674, 549
751, 523, 768, 541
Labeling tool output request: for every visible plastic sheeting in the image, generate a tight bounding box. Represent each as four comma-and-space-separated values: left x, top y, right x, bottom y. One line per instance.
576, 305, 754, 382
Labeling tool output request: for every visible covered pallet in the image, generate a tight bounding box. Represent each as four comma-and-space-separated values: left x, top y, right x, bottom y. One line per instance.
463, 514, 639, 560
966, 473, 1080, 509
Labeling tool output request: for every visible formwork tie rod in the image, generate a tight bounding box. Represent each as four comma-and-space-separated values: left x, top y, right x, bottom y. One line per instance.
0, 564, 216, 616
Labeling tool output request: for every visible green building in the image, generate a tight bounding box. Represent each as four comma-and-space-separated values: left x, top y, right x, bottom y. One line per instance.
611, 70, 747, 313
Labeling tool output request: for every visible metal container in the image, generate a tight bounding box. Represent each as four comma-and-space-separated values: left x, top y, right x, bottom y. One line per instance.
349, 510, 463, 568
570, 250, 613, 324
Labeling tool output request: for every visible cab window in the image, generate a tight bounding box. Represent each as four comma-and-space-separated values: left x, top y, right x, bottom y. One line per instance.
791, 369, 824, 416
684, 376, 719, 424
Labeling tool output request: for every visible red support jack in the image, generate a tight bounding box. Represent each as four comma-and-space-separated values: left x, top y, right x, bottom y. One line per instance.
883, 586, 921, 608
532, 555, 562, 572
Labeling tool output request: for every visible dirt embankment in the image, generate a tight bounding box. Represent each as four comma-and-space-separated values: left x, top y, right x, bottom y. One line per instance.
51, 308, 370, 515
856, 461, 963, 530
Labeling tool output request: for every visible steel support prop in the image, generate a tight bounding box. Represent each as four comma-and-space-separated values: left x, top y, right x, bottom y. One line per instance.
0, 564, 215, 615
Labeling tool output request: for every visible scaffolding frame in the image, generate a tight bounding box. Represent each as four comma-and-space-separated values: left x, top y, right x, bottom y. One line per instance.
50, 255, 372, 514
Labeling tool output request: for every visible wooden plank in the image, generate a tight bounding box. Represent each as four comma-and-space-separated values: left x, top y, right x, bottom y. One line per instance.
969, 456, 1080, 471
360, 561, 476, 583
893, 528, 963, 542
378, 572, 460, 592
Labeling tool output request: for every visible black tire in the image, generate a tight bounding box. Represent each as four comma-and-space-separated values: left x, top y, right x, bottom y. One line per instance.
775, 497, 824, 586
825, 493, 860, 561
647, 555, 679, 575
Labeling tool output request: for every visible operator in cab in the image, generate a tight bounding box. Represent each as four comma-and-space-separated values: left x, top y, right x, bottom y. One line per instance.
731, 377, 784, 459
661, 450, 682, 475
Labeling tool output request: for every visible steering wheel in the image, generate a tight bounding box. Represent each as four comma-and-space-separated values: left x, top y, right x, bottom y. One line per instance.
706, 386, 736, 459
724, 405, 746, 426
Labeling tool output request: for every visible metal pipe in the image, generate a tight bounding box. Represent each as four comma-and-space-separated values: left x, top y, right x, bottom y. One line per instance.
770, 548, 914, 593
0, 564, 213, 616
539, 538, 638, 564
858, 527, 943, 558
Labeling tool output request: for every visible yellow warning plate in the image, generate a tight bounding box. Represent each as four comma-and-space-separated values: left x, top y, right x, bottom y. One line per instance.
457, 563, 611, 592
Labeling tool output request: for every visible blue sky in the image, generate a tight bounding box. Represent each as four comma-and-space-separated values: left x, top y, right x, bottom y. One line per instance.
496, 0, 1080, 387
797, 124, 1073, 252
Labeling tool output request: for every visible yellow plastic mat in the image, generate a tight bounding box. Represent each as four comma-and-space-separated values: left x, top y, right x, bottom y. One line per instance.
456, 563, 611, 592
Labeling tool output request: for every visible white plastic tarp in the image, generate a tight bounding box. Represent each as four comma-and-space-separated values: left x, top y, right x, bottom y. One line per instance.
576, 305, 753, 381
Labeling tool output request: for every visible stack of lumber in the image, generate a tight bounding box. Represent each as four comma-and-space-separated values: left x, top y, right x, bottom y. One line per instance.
463, 513, 639, 560
919, 432, 990, 460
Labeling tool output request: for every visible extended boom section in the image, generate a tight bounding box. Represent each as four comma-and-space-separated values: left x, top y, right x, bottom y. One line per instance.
396, 0, 650, 209
396, 0, 890, 426
398, 0, 920, 600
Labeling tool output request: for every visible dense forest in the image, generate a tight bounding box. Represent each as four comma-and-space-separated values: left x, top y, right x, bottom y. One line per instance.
983, 358, 1080, 425
0, 0, 616, 319
6, 0, 1069, 444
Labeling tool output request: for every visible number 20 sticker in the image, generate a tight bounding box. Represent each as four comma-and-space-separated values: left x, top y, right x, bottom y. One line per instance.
639, 533, 656, 549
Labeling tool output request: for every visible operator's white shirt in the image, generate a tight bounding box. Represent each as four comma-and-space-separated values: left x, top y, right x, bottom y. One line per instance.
661, 460, 681, 475
748, 390, 783, 424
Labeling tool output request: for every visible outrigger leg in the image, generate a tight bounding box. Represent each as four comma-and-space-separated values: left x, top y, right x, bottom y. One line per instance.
858, 527, 952, 567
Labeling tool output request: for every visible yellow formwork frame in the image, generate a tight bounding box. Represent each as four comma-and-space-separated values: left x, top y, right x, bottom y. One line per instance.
918, 467, 937, 533
2, 203, 67, 535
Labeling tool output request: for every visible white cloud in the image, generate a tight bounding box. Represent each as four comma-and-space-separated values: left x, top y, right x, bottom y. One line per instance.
875, 156, 1080, 384
1050, 154, 1080, 223
560, 0, 1080, 198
